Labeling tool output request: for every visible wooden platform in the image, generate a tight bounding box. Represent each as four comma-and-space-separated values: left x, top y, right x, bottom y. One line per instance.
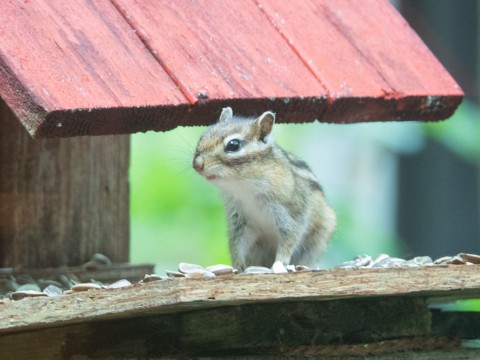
1, 266, 480, 358
0, 0, 463, 138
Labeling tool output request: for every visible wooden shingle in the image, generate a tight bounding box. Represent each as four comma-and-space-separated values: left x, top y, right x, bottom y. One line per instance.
0, 0, 463, 138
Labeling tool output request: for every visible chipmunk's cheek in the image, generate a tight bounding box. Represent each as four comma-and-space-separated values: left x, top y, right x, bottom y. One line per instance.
205, 166, 229, 182
205, 167, 223, 181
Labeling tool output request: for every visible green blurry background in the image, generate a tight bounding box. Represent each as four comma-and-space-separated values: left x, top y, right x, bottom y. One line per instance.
130, 126, 229, 270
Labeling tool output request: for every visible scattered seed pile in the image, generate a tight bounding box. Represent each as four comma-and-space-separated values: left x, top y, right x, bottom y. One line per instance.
338, 253, 480, 268
1, 253, 479, 301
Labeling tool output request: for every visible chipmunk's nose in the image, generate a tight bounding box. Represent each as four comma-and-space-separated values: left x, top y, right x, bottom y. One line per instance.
192, 154, 204, 172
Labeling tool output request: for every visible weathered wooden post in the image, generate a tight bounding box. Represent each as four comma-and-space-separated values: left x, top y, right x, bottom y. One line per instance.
0, 100, 130, 268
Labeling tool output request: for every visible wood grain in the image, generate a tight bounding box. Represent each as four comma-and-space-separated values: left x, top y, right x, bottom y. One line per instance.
0, 0, 185, 137
1, 266, 480, 333
256, 0, 463, 123
111, 0, 328, 102
0, 298, 434, 358
1, 266, 480, 358
0, 0, 463, 138
0, 100, 129, 268
258, 0, 394, 97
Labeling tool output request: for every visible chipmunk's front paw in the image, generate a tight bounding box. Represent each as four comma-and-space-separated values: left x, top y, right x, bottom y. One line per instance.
271, 260, 288, 274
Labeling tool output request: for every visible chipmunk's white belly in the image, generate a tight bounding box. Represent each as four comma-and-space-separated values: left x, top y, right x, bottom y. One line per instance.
238, 195, 279, 264
220, 180, 279, 261
240, 192, 276, 234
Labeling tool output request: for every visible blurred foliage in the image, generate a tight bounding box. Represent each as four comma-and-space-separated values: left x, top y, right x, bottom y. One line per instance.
423, 100, 480, 163
439, 299, 480, 312
130, 127, 230, 270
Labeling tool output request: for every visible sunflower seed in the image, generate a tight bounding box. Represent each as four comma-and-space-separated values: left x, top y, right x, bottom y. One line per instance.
412, 256, 433, 265
372, 257, 405, 268
458, 253, 480, 264
205, 264, 235, 276
295, 265, 311, 271
166, 270, 186, 278
57, 274, 76, 289
434, 256, 452, 264
71, 283, 103, 292
338, 260, 357, 268
106, 279, 131, 289
447, 255, 466, 265
178, 263, 204, 274
43, 285, 63, 297
12, 290, 47, 301
141, 274, 166, 283
403, 259, 421, 267
271, 261, 288, 274
285, 265, 296, 272
37, 279, 64, 291
91, 253, 113, 266
243, 266, 273, 274
353, 254, 372, 267
370, 254, 390, 267
185, 270, 216, 279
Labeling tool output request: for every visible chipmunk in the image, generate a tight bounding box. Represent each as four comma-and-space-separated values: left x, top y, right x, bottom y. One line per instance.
192, 107, 336, 272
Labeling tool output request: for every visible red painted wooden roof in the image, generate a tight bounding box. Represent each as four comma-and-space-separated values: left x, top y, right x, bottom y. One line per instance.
0, 0, 463, 138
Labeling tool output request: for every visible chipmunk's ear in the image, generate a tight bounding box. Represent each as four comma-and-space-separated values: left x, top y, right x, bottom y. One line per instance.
255, 111, 275, 142
218, 107, 233, 122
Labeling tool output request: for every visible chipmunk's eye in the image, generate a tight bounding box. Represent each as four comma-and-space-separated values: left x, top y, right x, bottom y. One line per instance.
225, 139, 241, 152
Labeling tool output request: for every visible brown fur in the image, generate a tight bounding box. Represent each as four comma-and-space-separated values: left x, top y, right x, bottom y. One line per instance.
193, 108, 336, 270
